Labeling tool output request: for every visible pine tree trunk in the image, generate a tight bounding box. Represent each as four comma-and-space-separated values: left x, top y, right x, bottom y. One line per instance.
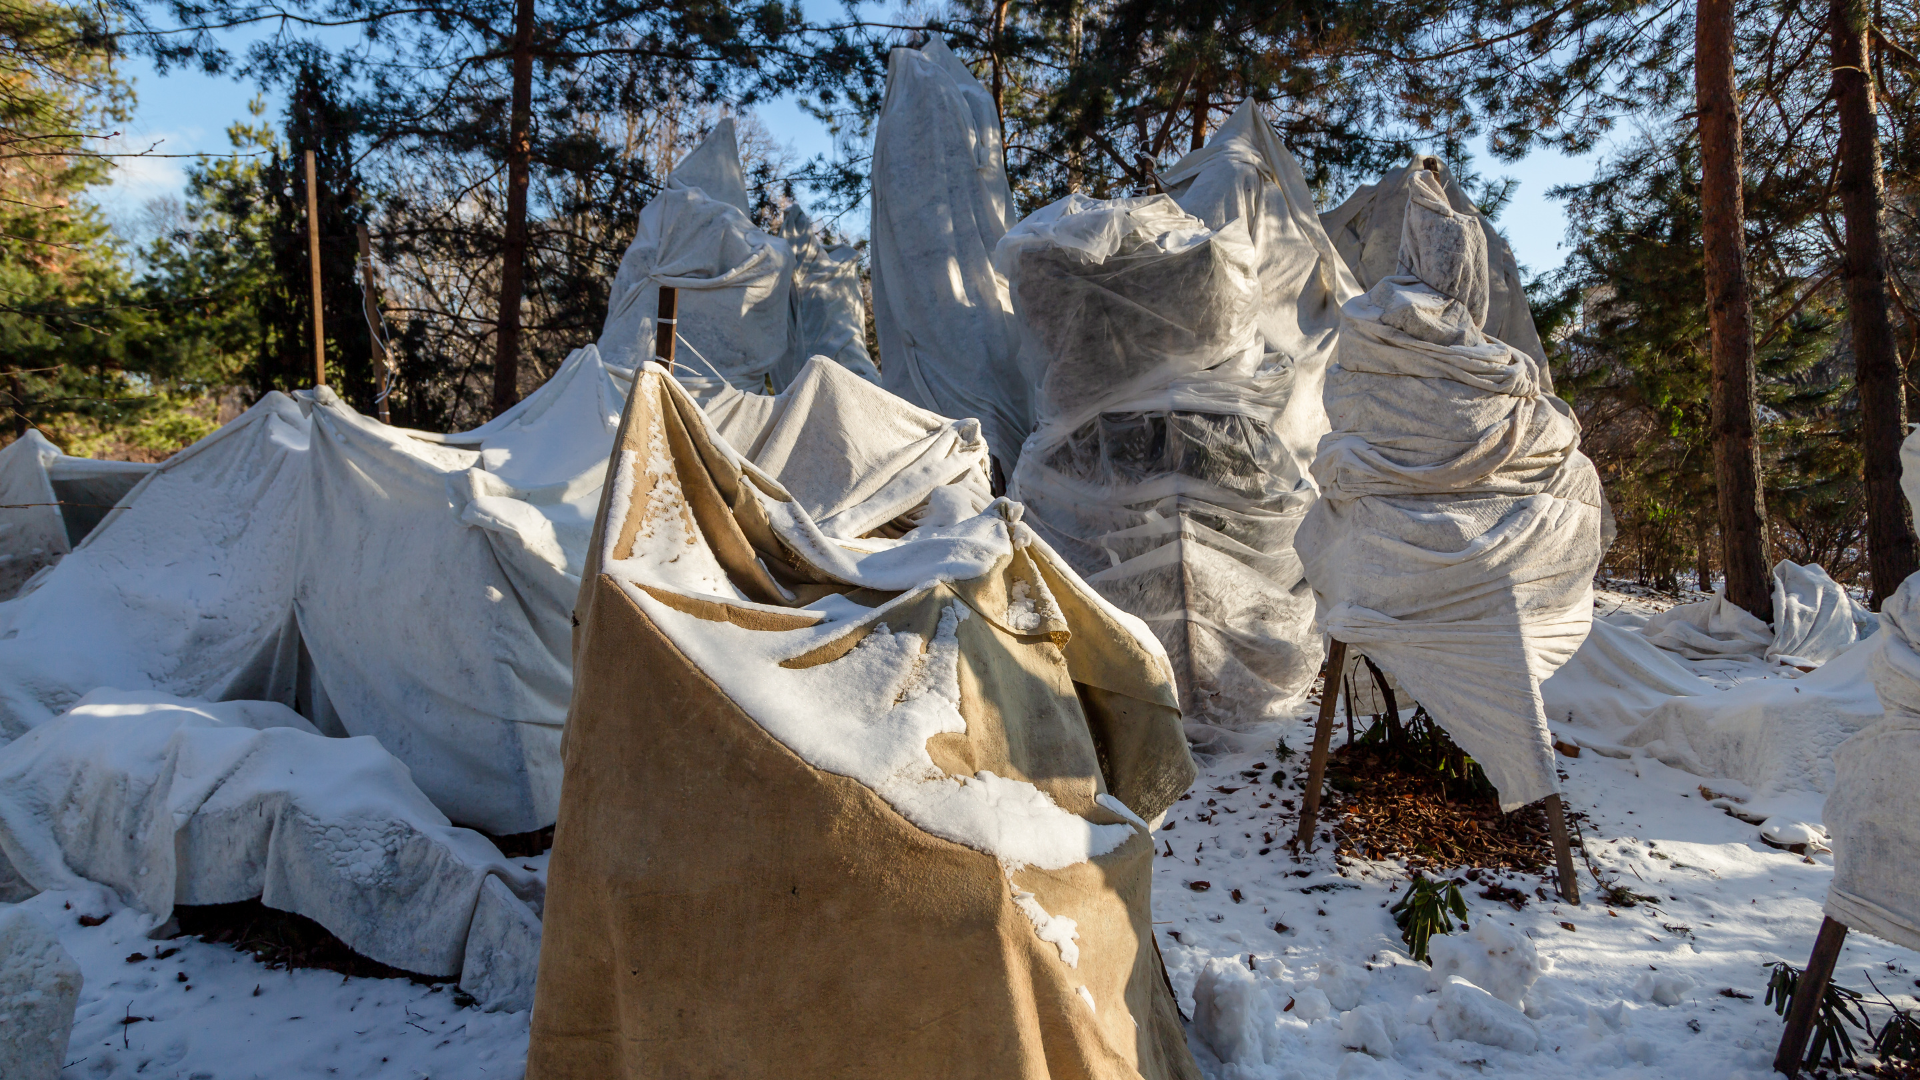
1833, 0, 1917, 607
1697, 0, 1772, 620
490, 0, 536, 418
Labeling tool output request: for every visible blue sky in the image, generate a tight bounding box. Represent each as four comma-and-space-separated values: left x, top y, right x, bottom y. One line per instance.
95, 47, 1602, 277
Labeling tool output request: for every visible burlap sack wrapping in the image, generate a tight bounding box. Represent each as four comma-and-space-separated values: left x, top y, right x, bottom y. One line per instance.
528, 365, 1200, 1080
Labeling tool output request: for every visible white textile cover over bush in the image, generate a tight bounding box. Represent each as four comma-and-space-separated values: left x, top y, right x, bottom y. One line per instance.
1321, 155, 1547, 372
597, 118, 794, 394
0, 346, 632, 833
1297, 168, 1605, 810
0, 690, 543, 1009
0, 430, 153, 600
869, 37, 1031, 465
1002, 178, 1346, 741
777, 205, 881, 387
1825, 427, 1920, 950
699, 356, 992, 539
1638, 561, 1873, 669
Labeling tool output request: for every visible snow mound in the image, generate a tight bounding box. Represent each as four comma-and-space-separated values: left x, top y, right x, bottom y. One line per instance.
1315, 956, 1369, 1011
1634, 970, 1693, 1006
1430, 975, 1539, 1052
0, 690, 542, 1010
1426, 919, 1545, 1007
1193, 956, 1275, 1065
0, 905, 81, 1080
1338, 1003, 1399, 1057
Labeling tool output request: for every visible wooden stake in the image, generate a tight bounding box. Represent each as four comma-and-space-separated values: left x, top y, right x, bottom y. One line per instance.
1544, 793, 1581, 905
305, 149, 325, 388
357, 225, 389, 423
1774, 916, 1850, 1076
654, 286, 678, 369
1293, 639, 1347, 852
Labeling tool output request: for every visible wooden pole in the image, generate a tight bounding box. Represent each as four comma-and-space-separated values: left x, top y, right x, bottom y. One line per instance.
1293, 639, 1347, 852
653, 286, 678, 369
1544, 793, 1581, 905
1774, 916, 1850, 1076
357, 225, 389, 424
305, 149, 326, 388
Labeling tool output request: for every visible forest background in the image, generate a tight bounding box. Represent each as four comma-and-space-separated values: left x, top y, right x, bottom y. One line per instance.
2, 0, 1917, 598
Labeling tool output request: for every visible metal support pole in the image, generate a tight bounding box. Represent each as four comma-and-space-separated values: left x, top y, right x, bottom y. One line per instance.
305, 150, 325, 388
1293, 639, 1347, 852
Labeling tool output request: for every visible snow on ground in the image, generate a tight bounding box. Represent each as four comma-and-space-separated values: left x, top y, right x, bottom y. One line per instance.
12, 607, 1918, 1079
1156, 710, 1920, 1079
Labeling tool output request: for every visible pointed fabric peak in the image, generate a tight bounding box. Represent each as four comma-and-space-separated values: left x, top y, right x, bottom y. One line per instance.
1395, 168, 1491, 330
668, 117, 750, 215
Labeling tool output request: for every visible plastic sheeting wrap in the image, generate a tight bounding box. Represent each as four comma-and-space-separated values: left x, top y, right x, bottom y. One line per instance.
1003, 194, 1331, 741
870, 37, 1030, 465
0, 690, 544, 1009
1321, 156, 1547, 375
1296, 168, 1605, 810
0, 431, 153, 600
777, 205, 880, 387
597, 119, 793, 395
1825, 427, 1920, 950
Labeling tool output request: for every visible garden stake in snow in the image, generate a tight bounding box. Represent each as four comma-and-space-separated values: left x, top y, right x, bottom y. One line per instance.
1293, 639, 1582, 905
1292, 639, 1347, 853
1774, 916, 1851, 1076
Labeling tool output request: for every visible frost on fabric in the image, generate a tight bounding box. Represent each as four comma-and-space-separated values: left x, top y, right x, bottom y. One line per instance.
1005, 578, 1061, 633
634, 594, 1138, 874
601, 436, 742, 600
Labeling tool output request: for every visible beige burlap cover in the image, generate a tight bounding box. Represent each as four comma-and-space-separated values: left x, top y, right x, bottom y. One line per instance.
527, 365, 1200, 1080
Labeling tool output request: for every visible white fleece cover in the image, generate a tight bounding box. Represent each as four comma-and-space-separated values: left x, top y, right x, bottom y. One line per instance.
709, 356, 991, 539
0, 345, 631, 833
1296, 169, 1604, 810
1000, 189, 1327, 742
1639, 562, 1874, 670
597, 119, 793, 393
0, 430, 153, 600
869, 37, 1031, 466
0, 690, 543, 1008
1321, 156, 1548, 377
776, 204, 880, 387
602, 367, 1161, 887
1161, 99, 1362, 483
1825, 426, 1920, 949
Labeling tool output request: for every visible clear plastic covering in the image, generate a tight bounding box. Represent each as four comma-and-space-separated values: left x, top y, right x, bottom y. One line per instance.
1002, 189, 1336, 745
